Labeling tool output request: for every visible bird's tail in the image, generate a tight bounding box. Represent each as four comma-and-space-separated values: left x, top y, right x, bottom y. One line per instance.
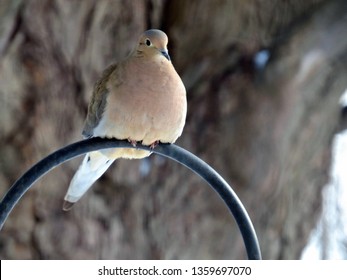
63, 151, 115, 211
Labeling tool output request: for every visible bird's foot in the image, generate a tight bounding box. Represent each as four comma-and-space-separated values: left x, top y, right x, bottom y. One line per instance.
149, 140, 160, 149
127, 138, 137, 147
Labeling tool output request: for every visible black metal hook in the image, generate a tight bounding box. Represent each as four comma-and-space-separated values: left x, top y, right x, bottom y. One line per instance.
0, 137, 261, 259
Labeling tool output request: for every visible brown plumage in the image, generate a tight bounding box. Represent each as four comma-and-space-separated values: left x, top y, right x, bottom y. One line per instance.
63, 29, 187, 210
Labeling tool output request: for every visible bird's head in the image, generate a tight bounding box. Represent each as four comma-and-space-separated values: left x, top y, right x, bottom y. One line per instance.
136, 29, 171, 61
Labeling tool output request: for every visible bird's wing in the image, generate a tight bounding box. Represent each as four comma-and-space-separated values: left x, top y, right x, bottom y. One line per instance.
82, 63, 118, 138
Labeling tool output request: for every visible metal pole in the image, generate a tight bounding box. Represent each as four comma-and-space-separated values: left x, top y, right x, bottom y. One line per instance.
0, 137, 261, 259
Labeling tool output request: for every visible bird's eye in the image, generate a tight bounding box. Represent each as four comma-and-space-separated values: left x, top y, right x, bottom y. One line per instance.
145, 38, 152, 46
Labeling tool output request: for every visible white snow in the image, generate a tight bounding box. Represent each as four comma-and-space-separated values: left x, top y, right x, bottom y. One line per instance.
254, 49, 270, 70
301, 129, 347, 259
339, 88, 347, 108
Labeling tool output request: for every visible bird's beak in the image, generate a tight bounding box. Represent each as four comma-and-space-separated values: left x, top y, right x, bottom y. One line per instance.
160, 49, 171, 61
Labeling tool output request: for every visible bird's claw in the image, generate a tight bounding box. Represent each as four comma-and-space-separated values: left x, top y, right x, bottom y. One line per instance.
127, 138, 137, 147
149, 140, 159, 149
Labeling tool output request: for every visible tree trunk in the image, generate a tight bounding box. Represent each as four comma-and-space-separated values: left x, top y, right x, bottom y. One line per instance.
0, 0, 346, 259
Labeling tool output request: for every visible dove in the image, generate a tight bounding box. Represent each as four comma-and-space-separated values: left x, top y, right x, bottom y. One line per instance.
63, 29, 187, 210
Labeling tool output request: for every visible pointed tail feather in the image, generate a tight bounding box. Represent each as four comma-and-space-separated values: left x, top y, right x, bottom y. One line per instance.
63, 151, 115, 210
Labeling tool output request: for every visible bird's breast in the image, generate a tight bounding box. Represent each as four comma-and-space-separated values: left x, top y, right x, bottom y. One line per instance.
95, 59, 187, 146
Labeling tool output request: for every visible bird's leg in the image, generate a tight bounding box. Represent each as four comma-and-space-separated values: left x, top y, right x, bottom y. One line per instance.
127, 138, 137, 147
149, 140, 159, 149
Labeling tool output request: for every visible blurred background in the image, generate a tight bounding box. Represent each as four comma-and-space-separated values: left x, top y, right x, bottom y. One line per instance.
0, 0, 347, 259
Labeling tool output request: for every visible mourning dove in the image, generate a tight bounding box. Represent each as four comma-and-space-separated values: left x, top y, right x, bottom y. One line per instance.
63, 29, 187, 210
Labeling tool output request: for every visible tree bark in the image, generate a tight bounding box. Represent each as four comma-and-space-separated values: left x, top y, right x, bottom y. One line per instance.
0, 0, 346, 259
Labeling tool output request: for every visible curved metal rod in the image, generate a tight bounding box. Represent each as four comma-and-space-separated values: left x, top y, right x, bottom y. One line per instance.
0, 137, 261, 259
